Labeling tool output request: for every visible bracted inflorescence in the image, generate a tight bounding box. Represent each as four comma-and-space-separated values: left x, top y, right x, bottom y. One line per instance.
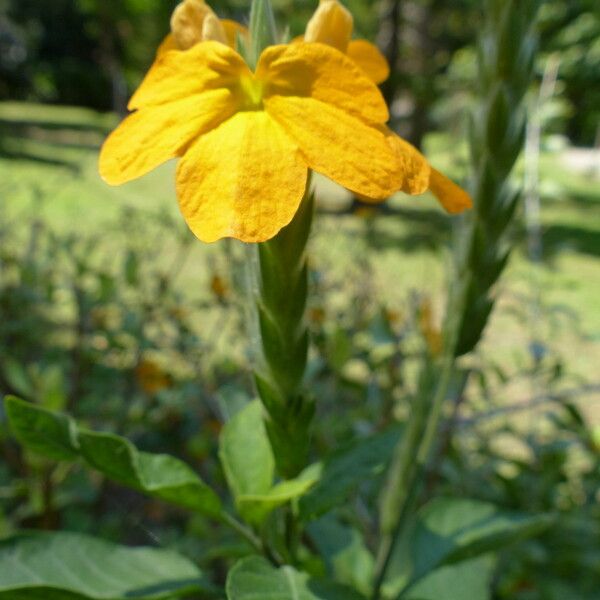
451, 0, 541, 356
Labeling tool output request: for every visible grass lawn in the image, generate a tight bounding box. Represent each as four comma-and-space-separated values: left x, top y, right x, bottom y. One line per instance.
1, 101, 599, 422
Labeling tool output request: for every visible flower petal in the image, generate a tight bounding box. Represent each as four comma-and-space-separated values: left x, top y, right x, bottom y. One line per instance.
347, 39, 390, 84
156, 34, 177, 57
176, 111, 308, 243
128, 41, 250, 110
265, 95, 401, 199
99, 89, 237, 185
382, 129, 430, 195
429, 168, 473, 213
258, 42, 388, 124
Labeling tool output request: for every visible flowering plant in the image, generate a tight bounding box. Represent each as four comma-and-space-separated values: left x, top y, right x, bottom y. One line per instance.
1, 1, 551, 599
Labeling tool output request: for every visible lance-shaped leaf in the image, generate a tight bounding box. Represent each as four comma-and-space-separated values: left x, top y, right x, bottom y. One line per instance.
4, 396, 221, 517
5, 395, 79, 461
78, 430, 222, 517
0, 531, 214, 600
226, 556, 365, 600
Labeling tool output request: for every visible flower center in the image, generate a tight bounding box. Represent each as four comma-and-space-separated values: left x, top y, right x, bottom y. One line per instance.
238, 75, 264, 111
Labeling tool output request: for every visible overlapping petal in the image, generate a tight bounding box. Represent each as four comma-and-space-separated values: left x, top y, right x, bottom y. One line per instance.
258, 42, 388, 124
265, 95, 402, 199
128, 41, 250, 110
176, 111, 307, 243
347, 40, 390, 84
428, 168, 473, 213
100, 89, 237, 185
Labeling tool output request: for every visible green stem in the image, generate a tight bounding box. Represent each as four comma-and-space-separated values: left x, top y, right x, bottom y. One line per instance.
220, 510, 264, 554
221, 510, 285, 565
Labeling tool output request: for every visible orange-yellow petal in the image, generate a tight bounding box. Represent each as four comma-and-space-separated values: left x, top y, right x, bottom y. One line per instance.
157, 33, 177, 57
382, 128, 430, 195
429, 168, 473, 213
304, 0, 353, 53
222, 19, 249, 49
265, 95, 402, 199
99, 89, 237, 185
347, 39, 390, 84
128, 41, 250, 110
176, 111, 308, 243
258, 42, 388, 125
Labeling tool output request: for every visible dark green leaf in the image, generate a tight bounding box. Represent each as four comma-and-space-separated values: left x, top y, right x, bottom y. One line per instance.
308, 517, 374, 595
384, 497, 553, 596
402, 555, 495, 600
299, 426, 402, 520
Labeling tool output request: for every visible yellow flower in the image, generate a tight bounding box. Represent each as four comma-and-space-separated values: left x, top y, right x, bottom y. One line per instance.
99, 22, 431, 242
303, 0, 472, 215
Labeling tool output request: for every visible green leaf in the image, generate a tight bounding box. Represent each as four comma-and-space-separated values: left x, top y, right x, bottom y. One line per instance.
219, 400, 274, 516
4, 397, 221, 517
384, 497, 554, 597
237, 467, 319, 524
0, 531, 212, 600
226, 556, 364, 600
403, 555, 495, 600
299, 426, 402, 520
5, 395, 79, 461
308, 517, 374, 596
78, 430, 222, 517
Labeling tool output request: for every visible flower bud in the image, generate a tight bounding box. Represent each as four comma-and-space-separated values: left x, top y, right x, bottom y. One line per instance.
171, 0, 227, 50
305, 0, 353, 52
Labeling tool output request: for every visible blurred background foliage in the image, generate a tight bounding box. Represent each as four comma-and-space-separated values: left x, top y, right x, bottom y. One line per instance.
0, 1, 599, 599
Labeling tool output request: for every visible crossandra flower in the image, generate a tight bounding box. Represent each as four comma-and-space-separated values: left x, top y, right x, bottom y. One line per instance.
302, 0, 472, 214
99, 2, 433, 243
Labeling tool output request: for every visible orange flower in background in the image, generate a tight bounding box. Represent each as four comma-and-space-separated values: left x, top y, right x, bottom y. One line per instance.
99, 2, 432, 243
417, 297, 442, 356
303, 0, 472, 215
135, 358, 171, 394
